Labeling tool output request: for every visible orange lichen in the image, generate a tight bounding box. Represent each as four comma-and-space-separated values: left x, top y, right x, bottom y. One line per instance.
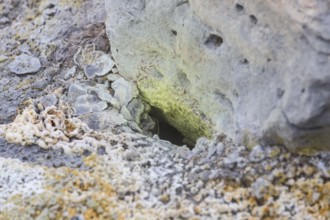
84, 154, 99, 167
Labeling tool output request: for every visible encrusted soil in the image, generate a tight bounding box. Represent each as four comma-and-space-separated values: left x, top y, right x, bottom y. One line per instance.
0, 0, 329, 219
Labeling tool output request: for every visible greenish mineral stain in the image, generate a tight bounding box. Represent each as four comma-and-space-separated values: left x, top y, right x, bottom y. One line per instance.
137, 78, 213, 144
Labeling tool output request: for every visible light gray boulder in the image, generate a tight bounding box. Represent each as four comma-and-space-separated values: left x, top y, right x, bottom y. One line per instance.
105, 0, 330, 153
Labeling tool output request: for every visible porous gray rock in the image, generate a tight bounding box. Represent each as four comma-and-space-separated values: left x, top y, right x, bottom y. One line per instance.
105, 0, 330, 153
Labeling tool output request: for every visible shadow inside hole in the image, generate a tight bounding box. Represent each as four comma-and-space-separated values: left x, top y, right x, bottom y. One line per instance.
250, 15, 258, 24
205, 34, 223, 49
150, 107, 195, 148
235, 3, 244, 12
171, 29, 177, 36
158, 120, 185, 146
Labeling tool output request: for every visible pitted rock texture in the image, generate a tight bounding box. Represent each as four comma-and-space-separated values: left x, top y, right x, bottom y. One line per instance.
0, 138, 87, 169
0, 0, 109, 124
1, 105, 330, 219
105, 0, 330, 153
1, 0, 330, 219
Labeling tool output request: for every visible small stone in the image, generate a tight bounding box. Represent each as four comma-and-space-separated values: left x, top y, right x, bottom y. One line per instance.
124, 150, 140, 161
249, 145, 266, 162
193, 206, 202, 215
159, 194, 170, 204
312, 191, 320, 204
112, 77, 133, 106
127, 121, 142, 133
216, 142, 225, 155
111, 67, 119, 74
8, 54, 41, 75
78, 109, 127, 130
107, 73, 121, 81
107, 73, 122, 82
40, 94, 58, 108
0, 54, 8, 62
127, 98, 146, 124
74, 104, 90, 115
177, 146, 192, 160
63, 66, 77, 80
32, 79, 48, 90
199, 170, 212, 181
93, 54, 114, 76
105, 109, 127, 125
84, 64, 99, 78
74, 95, 107, 115
75, 45, 114, 78
120, 106, 133, 121
267, 146, 281, 158
93, 83, 120, 108
35, 208, 49, 220
68, 83, 88, 102
223, 150, 242, 168
0, 17, 10, 25
17, 43, 31, 55
252, 178, 272, 199
97, 146, 107, 155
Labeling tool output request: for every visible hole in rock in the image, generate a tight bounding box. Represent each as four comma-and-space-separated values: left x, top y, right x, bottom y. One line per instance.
158, 120, 185, 146
235, 4, 244, 12
250, 15, 258, 24
46, 4, 55, 9
241, 58, 249, 64
149, 107, 194, 148
205, 34, 223, 49
171, 30, 177, 36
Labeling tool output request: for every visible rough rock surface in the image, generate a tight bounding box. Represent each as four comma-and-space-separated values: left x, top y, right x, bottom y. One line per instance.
105, 0, 330, 153
0, 0, 330, 219
1, 103, 330, 219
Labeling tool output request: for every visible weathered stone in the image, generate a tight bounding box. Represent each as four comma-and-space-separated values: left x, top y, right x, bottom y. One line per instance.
8, 54, 41, 75
74, 94, 108, 115
74, 44, 114, 79
105, 0, 330, 153
68, 83, 88, 102
112, 77, 134, 106
40, 94, 58, 108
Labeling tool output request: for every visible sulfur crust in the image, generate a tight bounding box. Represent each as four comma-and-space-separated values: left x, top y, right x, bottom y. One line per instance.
138, 77, 213, 143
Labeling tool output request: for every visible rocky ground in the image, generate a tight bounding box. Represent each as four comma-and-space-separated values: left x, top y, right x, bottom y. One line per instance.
0, 0, 329, 219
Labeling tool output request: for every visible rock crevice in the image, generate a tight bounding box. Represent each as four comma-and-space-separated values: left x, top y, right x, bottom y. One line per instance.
106, 0, 330, 153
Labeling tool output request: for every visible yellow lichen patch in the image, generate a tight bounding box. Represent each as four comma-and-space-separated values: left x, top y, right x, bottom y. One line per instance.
15, 79, 35, 90
84, 208, 98, 219
59, 0, 84, 8
65, 119, 78, 133
138, 78, 213, 143
242, 129, 258, 150
84, 153, 99, 167
41, 167, 124, 219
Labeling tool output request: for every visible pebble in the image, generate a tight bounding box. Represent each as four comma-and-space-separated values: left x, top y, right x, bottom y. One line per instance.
74, 45, 114, 79
68, 83, 88, 102
40, 94, 58, 108
75, 94, 108, 113
112, 77, 133, 106
63, 66, 77, 80
249, 145, 266, 162
0, 54, 8, 62
252, 178, 272, 199
8, 54, 41, 75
